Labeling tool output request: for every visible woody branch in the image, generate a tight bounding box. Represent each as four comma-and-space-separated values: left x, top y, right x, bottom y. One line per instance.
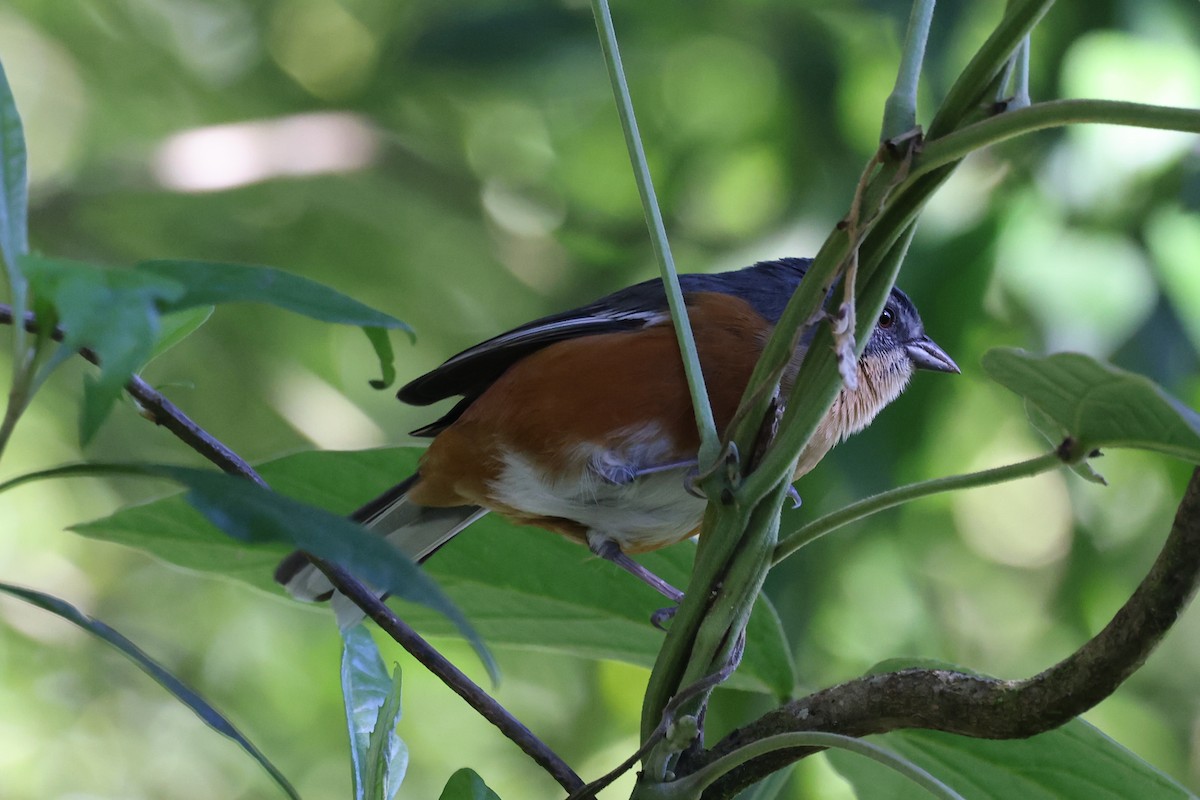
687, 466, 1200, 799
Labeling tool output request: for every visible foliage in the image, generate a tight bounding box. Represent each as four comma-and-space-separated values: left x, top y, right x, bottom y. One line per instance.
1, 1, 1199, 799
827, 720, 1195, 800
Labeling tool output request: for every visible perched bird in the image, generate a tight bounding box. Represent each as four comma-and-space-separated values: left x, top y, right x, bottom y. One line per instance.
276, 257, 958, 604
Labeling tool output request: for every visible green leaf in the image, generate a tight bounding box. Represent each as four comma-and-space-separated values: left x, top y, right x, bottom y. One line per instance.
828, 721, 1195, 800
1025, 400, 1107, 485
20, 255, 186, 443
0, 582, 300, 800
982, 348, 1200, 464
18, 255, 410, 442
137, 259, 411, 329
137, 259, 412, 391
2, 461, 494, 680
13, 254, 412, 443
0, 57, 28, 278
364, 326, 397, 389
438, 769, 502, 800
147, 305, 214, 365
342, 625, 407, 800
737, 766, 794, 800
76, 447, 796, 695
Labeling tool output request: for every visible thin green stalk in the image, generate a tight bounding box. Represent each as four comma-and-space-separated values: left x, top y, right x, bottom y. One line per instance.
916, 98, 1200, 180
7, 278, 26, 373
0, 340, 37, 460
638, 494, 756, 744
640, 0, 1057, 785
589, 0, 719, 466
1010, 35, 1031, 108
774, 451, 1063, 564
881, 0, 937, 141
645, 732, 964, 800
927, 0, 1054, 138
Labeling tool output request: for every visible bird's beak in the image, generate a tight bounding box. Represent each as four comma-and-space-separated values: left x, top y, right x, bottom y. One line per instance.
906, 336, 960, 374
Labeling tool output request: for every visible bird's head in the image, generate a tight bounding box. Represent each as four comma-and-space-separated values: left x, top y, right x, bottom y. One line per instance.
844, 286, 959, 433
863, 287, 959, 381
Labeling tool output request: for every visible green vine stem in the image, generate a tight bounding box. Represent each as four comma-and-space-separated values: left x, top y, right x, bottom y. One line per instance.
645, 731, 964, 800
589, 0, 720, 467
915, 98, 1200, 180
881, 0, 937, 141
1010, 34, 1031, 108
728, 0, 1060, 508
643, 0, 1050, 769
775, 450, 1063, 564
927, 0, 1053, 138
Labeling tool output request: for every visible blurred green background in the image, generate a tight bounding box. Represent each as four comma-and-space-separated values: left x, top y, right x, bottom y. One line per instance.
2, 0, 1200, 798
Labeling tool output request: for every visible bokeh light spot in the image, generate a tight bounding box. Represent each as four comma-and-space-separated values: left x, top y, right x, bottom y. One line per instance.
660, 36, 780, 142
269, 0, 378, 99
1050, 31, 1200, 206
994, 193, 1157, 356
153, 112, 379, 192
678, 145, 787, 240
1147, 208, 1200, 352
952, 439, 1074, 569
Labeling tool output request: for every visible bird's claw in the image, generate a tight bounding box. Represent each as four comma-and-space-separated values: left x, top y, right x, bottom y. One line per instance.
651, 605, 677, 630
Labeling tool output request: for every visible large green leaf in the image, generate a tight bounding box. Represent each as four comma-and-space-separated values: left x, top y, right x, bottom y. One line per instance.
342, 625, 407, 800
828, 722, 1195, 800
5, 461, 493, 680
0, 582, 300, 800
138, 259, 409, 329
138, 259, 412, 388
18, 256, 412, 443
76, 447, 797, 696
438, 769, 502, 800
0, 56, 27, 278
982, 348, 1200, 463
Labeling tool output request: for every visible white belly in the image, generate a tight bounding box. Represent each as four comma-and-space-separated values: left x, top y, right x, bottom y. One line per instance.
489, 442, 705, 552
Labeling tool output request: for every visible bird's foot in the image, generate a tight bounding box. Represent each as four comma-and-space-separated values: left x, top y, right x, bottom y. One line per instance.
650, 605, 677, 630
786, 485, 802, 509
592, 454, 698, 486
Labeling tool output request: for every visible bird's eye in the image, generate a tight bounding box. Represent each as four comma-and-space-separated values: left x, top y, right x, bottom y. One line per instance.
879, 307, 895, 329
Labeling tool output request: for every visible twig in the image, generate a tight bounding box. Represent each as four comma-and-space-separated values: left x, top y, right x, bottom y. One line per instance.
0, 301, 585, 794
774, 450, 1064, 564
880, 0, 936, 141
693, 465, 1200, 798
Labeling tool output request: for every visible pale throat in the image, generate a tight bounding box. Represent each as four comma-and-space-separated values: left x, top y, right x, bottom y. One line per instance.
792, 352, 914, 479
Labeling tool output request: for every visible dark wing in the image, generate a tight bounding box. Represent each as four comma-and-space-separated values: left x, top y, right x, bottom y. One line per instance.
398, 275, 673, 435
398, 257, 811, 436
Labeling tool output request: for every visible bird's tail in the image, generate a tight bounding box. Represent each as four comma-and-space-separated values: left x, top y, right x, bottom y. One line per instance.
274, 473, 487, 602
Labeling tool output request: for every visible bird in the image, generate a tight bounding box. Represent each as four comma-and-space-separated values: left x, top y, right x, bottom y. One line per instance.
275, 257, 958, 607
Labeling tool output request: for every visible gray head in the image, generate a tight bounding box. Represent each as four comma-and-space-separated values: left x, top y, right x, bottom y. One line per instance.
864, 286, 959, 377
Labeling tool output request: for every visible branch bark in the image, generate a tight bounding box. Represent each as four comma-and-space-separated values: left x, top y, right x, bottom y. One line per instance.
691, 466, 1200, 799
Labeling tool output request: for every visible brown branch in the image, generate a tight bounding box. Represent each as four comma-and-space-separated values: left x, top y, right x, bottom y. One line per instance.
691, 465, 1200, 799
0, 302, 585, 794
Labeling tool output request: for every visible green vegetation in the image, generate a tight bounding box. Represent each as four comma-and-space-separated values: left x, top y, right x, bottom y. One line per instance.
1, 1, 1200, 798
